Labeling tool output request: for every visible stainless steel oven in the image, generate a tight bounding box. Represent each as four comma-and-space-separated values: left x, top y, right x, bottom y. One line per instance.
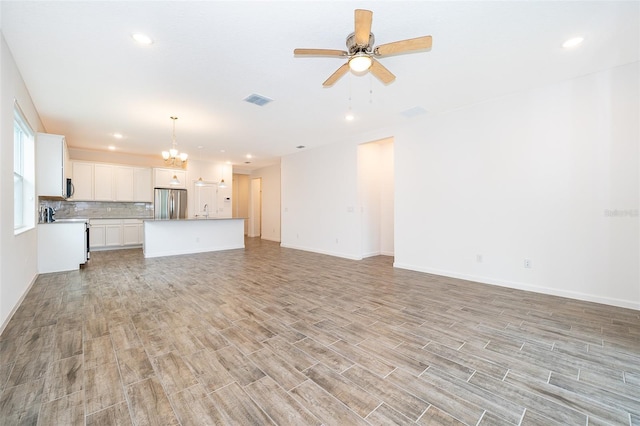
85, 222, 90, 262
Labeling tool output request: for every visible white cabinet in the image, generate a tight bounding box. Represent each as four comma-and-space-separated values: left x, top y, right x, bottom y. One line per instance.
105, 222, 122, 246
38, 222, 86, 273
71, 162, 94, 200
72, 162, 152, 202
133, 167, 153, 202
154, 168, 186, 189
90, 219, 144, 250
123, 219, 143, 245
115, 167, 134, 201
89, 222, 105, 247
37, 133, 71, 198
94, 164, 115, 201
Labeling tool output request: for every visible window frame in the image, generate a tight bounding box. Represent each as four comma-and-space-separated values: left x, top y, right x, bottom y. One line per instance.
13, 102, 35, 235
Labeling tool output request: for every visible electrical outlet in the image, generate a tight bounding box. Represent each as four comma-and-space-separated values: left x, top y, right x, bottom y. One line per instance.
524, 258, 532, 269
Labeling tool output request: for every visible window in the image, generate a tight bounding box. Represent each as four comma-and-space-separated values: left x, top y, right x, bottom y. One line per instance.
14, 103, 35, 234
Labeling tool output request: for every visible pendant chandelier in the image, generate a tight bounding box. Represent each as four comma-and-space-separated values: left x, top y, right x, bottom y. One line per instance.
161, 116, 188, 167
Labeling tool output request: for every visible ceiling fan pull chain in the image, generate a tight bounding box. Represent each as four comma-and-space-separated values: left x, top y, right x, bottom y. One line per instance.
369, 74, 374, 104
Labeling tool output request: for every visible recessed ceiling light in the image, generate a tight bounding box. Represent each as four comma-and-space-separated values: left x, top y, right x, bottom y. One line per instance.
113, 133, 123, 139
246, 154, 252, 159
108, 145, 116, 151
562, 36, 584, 49
132, 33, 153, 45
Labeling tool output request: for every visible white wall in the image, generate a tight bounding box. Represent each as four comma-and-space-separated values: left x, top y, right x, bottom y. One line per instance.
358, 142, 381, 257
358, 137, 394, 258
280, 62, 638, 309
394, 62, 639, 309
379, 140, 394, 256
251, 163, 281, 242
232, 173, 250, 235
281, 143, 361, 259
1, 34, 45, 330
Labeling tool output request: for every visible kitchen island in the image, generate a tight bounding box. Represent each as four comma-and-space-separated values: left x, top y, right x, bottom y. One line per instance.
143, 218, 245, 258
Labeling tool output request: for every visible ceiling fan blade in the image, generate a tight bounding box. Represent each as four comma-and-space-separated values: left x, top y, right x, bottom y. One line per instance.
375, 35, 433, 56
369, 59, 395, 84
294, 48, 348, 57
323, 63, 350, 87
354, 9, 373, 45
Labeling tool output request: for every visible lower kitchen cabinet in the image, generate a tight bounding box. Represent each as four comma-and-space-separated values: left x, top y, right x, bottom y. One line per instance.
123, 219, 142, 245
90, 219, 144, 250
38, 222, 87, 273
105, 223, 123, 247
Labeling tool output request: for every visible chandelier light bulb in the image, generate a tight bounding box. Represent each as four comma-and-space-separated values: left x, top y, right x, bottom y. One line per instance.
161, 116, 188, 166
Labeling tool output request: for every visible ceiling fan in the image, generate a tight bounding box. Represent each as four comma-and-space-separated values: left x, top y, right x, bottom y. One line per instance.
294, 9, 432, 87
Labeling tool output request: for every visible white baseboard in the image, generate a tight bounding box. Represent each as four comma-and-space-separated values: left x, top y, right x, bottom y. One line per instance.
393, 262, 640, 311
0, 273, 39, 335
260, 236, 281, 243
280, 243, 363, 260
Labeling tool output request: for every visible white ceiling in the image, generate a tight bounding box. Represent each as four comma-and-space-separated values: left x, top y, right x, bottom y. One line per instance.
1, 1, 638, 170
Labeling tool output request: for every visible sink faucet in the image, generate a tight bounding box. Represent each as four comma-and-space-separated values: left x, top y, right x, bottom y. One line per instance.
203, 204, 209, 218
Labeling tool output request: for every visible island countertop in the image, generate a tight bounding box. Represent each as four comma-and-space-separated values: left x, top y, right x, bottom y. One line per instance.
143, 217, 246, 222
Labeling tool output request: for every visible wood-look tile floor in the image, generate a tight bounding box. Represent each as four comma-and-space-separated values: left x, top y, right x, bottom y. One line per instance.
1, 238, 639, 425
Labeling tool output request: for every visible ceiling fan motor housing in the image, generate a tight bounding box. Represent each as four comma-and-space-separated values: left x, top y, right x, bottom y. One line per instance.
346, 32, 375, 55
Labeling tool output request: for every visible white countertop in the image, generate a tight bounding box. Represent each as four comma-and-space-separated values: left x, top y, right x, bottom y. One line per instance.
143, 217, 246, 222
39, 218, 88, 224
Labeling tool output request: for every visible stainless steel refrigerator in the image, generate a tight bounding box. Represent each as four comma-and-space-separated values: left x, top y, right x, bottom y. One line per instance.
154, 188, 187, 219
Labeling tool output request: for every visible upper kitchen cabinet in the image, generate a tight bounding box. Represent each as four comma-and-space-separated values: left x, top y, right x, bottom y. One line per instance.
72, 162, 93, 200
154, 168, 186, 189
71, 161, 153, 202
94, 164, 115, 201
133, 168, 153, 202
36, 133, 71, 198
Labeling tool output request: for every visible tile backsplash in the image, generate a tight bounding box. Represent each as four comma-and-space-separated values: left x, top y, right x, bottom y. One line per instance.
39, 200, 153, 219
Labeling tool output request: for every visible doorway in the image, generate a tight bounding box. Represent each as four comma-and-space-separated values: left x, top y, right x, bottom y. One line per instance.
358, 137, 394, 257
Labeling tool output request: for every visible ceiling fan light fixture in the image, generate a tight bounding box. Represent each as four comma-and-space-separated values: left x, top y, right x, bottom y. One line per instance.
349, 54, 372, 72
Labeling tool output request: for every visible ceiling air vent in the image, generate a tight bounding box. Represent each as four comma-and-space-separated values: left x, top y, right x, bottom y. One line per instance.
400, 106, 427, 118
243, 93, 274, 107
